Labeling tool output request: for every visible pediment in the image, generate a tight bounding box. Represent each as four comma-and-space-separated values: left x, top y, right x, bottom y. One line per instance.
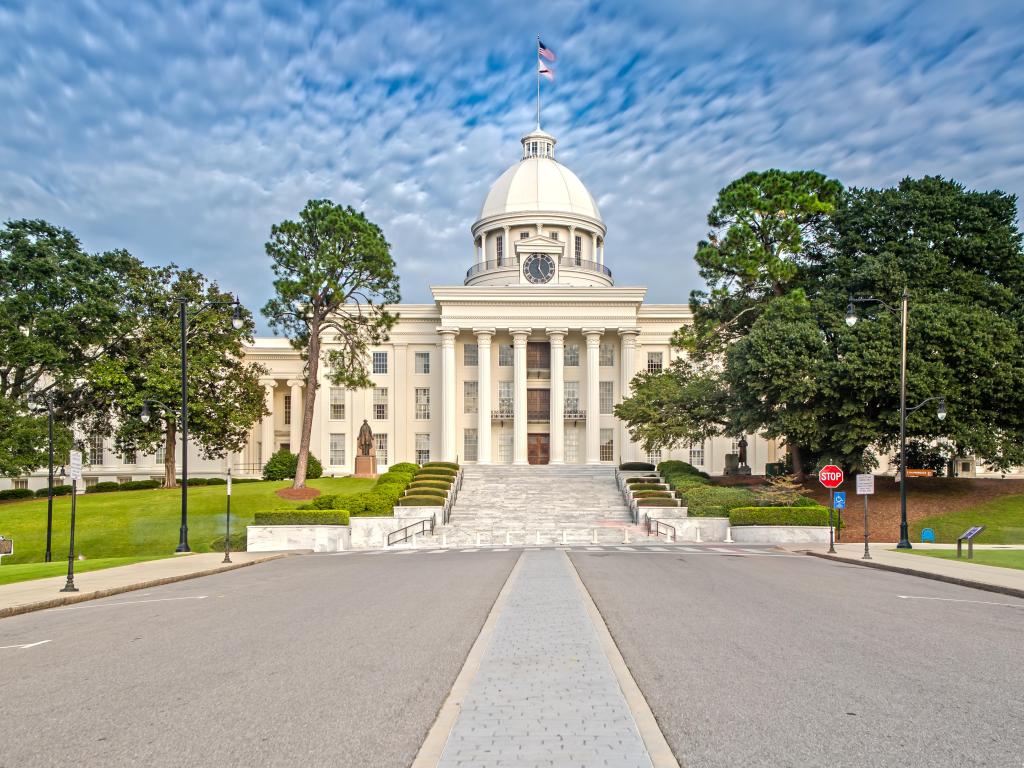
513, 235, 564, 255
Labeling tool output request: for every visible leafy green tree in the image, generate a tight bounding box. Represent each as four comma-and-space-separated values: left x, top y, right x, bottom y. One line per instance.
263, 200, 400, 489
88, 268, 267, 488
0, 219, 149, 476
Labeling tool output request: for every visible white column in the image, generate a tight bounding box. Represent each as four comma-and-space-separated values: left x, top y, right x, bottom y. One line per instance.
480, 230, 487, 265
583, 329, 603, 464
393, 344, 408, 463
617, 329, 639, 465
511, 328, 531, 465
568, 225, 576, 264
259, 379, 276, 465
286, 379, 303, 452
547, 328, 567, 464
503, 225, 511, 266
475, 329, 494, 464
439, 328, 458, 462
592, 232, 598, 264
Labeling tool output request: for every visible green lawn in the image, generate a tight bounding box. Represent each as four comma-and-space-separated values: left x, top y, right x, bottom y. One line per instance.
0, 555, 170, 586
910, 494, 1024, 544
900, 548, 1024, 571
0, 477, 374, 565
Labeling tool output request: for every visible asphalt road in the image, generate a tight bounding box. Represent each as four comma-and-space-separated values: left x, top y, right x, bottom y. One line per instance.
0, 551, 518, 768
570, 550, 1024, 768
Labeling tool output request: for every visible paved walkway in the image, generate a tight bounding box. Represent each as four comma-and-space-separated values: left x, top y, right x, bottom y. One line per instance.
437, 549, 655, 767
796, 542, 1024, 595
0, 552, 283, 617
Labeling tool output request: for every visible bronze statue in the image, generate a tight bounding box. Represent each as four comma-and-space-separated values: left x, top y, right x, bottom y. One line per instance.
737, 436, 748, 467
357, 419, 375, 457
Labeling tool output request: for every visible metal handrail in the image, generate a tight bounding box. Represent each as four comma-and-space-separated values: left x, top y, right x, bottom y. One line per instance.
443, 468, 464, 525
644, 514, 676, 542
388, 516, 435, 547
465, 256, 613, 280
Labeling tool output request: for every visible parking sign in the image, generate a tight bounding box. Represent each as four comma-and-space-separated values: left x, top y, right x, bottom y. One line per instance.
833, 491, 847, 509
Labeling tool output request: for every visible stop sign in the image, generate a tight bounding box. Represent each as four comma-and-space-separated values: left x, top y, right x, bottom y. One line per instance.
818, 465, 844, 489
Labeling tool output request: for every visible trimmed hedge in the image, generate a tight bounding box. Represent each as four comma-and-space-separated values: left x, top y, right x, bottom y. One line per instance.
405, 487, 447, 499
791, 496, 820, 507
118, 480, 162, 491
625, 476, 660, 484
632, 490, 673, 499
254, 510, 350, 525
629, 483, 667, 491
378, 470, 415, 485
729, 506, 834, 527
409, 479, 451, 491
309, 494, 345, 510
397, 495, 444, 506
85, 481, 121, 494
423, 461, 460, 470
637, 498, 681, 507
679, 485, 756, 512
415, 467, 457, 477
390, 462, 420, 474
689, 505, 726, 517
0, 488, 34, 501
619, 461, 655, 471
35, 484, 74, 497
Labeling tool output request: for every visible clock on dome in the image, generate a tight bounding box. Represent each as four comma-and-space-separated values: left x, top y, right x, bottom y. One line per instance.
523, 253, 555, 284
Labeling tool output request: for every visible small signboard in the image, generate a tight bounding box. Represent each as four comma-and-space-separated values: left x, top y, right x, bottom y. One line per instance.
856, 474, 875, 495
226, 473, 232, 497
0, 536, 13, 557
833, 491, 847, 510
818, 465, 844, 489
69, 450, 83, 481
906, 469, 935, 478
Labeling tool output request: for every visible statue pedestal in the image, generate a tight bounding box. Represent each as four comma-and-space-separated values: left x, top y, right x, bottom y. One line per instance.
354, 456, 378, 478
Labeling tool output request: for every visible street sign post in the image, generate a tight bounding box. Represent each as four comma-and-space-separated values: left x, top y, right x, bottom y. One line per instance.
819, 466, 844, 553
855, 473, 875, 559
62, 451, 82, 593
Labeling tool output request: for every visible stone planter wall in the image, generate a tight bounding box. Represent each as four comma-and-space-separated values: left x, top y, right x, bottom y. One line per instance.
730, 525, 832, 544
246, 525, 350, 553
350, 515, 434, 549
645, 516, 730, 542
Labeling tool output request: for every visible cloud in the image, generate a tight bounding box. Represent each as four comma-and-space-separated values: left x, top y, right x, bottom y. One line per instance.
1, 0, 1022, 329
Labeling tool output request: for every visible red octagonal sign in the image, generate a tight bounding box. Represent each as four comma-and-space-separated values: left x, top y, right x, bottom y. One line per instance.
818, 465, 844, 489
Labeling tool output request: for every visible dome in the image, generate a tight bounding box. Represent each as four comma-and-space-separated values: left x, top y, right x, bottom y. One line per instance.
477, 130, 602, 223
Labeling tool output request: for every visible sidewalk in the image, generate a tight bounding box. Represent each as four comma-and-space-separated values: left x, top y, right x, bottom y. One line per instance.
795, 542, 1024, 598
0, 551, 287, 619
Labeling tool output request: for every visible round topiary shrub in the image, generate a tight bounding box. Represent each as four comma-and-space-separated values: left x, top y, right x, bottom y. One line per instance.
262, 450, 323, 481
389, 462, 420, 474
423, 461, 460, 470
405, 487, 447, 499
397, 495, 444, 506
409, 480, 451, 491
415, 469, 457, 479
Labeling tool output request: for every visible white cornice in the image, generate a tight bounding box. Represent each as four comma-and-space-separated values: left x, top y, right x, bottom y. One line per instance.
430, 285, 647, 304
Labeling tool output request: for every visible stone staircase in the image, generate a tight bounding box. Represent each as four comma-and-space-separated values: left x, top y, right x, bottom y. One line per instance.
416, 465, 639, 547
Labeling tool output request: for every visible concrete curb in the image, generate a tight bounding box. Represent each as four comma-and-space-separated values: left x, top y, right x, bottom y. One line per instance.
0, 553, 290, 621
805, 551, 1024, 600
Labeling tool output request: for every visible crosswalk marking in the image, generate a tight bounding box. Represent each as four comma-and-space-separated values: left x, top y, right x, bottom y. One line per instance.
587, 546, 603, 551
648, 546, 668, 551
343, 544, 790, 557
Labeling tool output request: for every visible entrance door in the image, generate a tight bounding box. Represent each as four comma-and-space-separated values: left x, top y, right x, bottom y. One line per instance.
528, 434, 550, 465
527, 388, 550, 421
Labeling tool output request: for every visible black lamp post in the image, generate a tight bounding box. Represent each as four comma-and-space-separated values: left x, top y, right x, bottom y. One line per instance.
846, 290, 947, 548
142, 298, 244, 554
30, 393, 57, 563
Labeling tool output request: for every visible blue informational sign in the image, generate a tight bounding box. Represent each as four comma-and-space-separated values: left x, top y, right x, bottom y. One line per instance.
833, 491, 847, 510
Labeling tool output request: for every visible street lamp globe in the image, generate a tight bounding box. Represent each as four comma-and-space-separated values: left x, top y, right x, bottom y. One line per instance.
140, 401, 151, 424
845, 301, 858, 327
231, 302, 244, 330
937, 396, 947, 421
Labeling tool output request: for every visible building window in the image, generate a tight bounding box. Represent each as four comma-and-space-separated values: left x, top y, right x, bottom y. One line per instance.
88, 435, 104, 465
574, 234, 582, 264
415, 351, 431, 374
122, 450, 136, 465
155, 444, 165, 464
415, 433, 431, 464
415, 387, 431, 419
498, 430, 513, 463
373, 387, 388, 420
464, 428, 478, 462
564, 381, 581, 414
599, 343, 614, 366
565, 429, 579, 463
599, 381, 614, 414
330, 434, 346, 465
498, 344, 514, 366
13, 478, 28, 490
496, 236, 504, 265
647, 447, 663, 466
600, 428, 614, 462
283, 394, 291, 426
564, 344, 580, 367
372, 351, 388, 375
375, 434, 388, 466
647, 352, 663, 372
520, 231, 529, 240
464, 381, 478, 414
330, 387, 346, 420
690, 442, 705, 466
549, 232, 559, 240
497, 380, 514, 415
464, 343, 478, 366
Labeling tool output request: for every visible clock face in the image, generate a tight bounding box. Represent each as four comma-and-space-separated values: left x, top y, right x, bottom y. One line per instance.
523, 253, 555, 284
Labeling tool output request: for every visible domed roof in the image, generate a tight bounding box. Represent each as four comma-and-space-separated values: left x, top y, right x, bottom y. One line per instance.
477, 129, 602, 222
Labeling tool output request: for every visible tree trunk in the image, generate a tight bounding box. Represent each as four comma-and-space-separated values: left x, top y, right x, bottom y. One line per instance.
293, 316, 321, 489
789, 442, 805, 482
164, 420, 178, 489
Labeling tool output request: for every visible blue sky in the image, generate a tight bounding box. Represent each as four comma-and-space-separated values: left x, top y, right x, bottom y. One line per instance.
2, 0, 1023, 330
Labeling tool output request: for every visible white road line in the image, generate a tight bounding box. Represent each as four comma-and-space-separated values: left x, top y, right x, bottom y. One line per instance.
586, 546, 603, 551
615, 546, 636, 551
462, 549, 478, 553
54, 596, 208, 611
897, 595, 1024, 609
648, 547, 668, 552
492, 548, 509, 552
710, 547, 736, 553
427, 549, 448, 554
678, 547, 701, 552
740, 548, 766, 553
0, 640, 52, 650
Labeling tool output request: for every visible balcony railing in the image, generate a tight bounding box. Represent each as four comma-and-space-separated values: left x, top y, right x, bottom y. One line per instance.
489, 404, 587, 421
526, 367, 550, 379
465, 256, 613, 281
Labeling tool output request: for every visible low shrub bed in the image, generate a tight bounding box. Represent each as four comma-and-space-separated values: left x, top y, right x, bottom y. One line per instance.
397, 495, 444, 506
637, 498, 680, 507
85, 481, 121, 494
389, 462, 420, 474
35, 484, 74, 497
729, 506, 834, 527
619, 461, 655, 471
415, 468, 457, 478
118, 480, 162, 491
680, 485, 756, 512
689, 505, 726, 517
254, 510, 350, 525
0, 488, 34, 501
404, 487, 447, 499
632, 490, 673, 499
423, 461, 460, 470
629, 483, 667, 491
409, 479, 451, 491
625, 476, 660, 484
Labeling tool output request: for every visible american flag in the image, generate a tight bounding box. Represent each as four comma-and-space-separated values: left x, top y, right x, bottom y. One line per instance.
538, 58, 554, 81
538, 40, 556, 61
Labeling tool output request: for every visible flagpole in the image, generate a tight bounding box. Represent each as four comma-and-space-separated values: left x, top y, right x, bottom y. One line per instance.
536, 34, 541, 128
